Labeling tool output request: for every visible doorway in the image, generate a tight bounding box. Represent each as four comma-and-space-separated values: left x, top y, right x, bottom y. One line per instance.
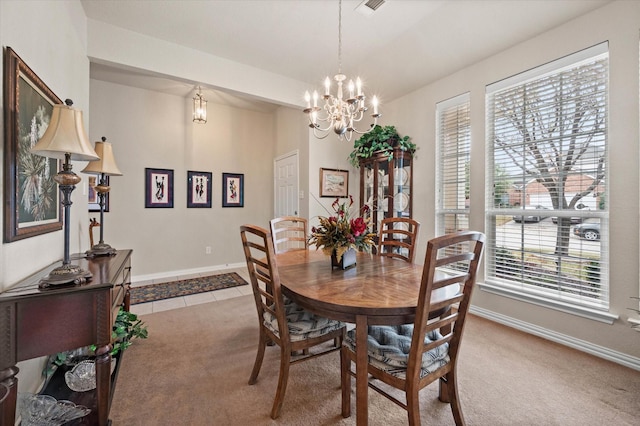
274, 151, 299, 217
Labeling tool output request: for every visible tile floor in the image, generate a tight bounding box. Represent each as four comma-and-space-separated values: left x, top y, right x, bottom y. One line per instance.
129, 267, 252, 317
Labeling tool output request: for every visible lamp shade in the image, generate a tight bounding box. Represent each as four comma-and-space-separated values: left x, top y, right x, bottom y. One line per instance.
82, 138, 123, 176
30, 100, 99, 161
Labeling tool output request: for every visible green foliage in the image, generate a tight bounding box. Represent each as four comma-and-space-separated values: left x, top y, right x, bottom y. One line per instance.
348, 125, 416, 167
105, 308, 149, 355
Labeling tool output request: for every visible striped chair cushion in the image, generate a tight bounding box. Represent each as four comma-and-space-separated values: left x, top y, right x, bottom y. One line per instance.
264, 300, 344, 342
345, 325, 450, 379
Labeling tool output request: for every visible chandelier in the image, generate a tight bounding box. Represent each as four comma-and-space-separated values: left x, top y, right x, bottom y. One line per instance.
303, 0, 380, 141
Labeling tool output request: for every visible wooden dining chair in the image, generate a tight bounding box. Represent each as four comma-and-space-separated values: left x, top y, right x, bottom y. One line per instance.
269, 216, 308, 254
341, 231, 485, 426
377, 217, 421, 263
240, 224, 346, 419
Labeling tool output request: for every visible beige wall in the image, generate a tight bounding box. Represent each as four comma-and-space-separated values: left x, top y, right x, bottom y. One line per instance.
384, 1, 640, 360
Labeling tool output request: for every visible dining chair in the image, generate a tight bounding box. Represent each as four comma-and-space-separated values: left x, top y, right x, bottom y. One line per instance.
377, 217, 421, 263
341, 231, 485, 426
240, 224, 346, 419
269, 216, 308, 254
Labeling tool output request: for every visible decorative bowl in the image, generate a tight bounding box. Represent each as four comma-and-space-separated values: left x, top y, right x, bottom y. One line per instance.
64, 358, 117, 392
17, 393, 90, 426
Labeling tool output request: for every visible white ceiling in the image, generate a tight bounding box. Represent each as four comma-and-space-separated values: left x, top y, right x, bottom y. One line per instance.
82, 0, 611, 111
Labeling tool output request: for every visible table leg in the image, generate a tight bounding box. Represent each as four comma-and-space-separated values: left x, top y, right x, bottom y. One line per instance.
355, 315, 368, 426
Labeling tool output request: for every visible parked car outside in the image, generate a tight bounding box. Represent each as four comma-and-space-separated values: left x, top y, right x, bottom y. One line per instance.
552, 203, 591, 224
573, 222, 600, 240
512, 205, 549, 223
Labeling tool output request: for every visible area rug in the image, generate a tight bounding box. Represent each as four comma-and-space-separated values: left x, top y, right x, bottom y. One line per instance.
130, 272, 248, 304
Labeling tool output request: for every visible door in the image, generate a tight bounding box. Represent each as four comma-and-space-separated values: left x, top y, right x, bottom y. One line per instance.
274, 151, 299, 217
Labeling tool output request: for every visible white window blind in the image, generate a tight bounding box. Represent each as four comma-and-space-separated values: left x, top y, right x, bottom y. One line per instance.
485, 43, 609, 311
436, 93, 471, 237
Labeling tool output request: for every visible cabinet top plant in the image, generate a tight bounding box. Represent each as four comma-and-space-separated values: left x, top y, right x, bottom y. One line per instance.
348, 125, 416, 167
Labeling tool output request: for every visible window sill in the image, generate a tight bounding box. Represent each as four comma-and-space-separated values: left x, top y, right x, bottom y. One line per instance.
479, 282, 618, 324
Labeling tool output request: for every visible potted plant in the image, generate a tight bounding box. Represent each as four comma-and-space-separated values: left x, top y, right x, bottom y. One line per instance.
348, 125, 416, 167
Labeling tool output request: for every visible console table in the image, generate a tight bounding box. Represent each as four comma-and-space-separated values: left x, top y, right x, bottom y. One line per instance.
0, 249, 132, 426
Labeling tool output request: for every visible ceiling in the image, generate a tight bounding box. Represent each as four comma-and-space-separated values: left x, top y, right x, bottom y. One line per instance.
82, 0, 611, 111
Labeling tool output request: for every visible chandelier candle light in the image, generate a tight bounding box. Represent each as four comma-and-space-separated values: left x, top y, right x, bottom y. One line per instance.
82, 137, 123, 257
304, 0, 380, 141
30, 99, 100, 287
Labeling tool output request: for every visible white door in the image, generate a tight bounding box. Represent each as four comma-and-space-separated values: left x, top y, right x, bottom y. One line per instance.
274, 151, 299, 217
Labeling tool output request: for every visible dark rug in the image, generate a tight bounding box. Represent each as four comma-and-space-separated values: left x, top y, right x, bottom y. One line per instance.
130, 272, 248, 304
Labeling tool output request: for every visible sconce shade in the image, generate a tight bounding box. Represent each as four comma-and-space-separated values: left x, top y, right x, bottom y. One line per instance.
193, 87, 207, 123
30, 100, 99, 161
82, 138, 123, 176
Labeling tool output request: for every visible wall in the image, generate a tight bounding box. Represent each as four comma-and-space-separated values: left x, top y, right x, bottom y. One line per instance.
384, 0, 640, 362
89, 79, 279, 279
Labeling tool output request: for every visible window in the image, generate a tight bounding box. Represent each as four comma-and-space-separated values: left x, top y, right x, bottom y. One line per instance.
436, 93, 471, 236
485, 43, 610, 317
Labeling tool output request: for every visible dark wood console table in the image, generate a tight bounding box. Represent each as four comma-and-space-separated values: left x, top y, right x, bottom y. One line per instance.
0, 249, 132, 426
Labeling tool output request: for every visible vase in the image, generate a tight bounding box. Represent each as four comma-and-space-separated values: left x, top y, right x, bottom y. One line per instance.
331, 248, 357, 270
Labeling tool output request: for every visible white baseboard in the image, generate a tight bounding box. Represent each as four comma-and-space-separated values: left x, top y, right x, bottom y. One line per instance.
470, 306, 640, 371
130, 262, 246, 286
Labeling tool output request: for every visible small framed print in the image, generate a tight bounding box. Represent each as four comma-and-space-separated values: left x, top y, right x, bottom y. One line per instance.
320, 168, 349, 198
88, 175, 109, 212
187, 170, 212, 208
222, 173, 244, 207
145, 168, 174, 208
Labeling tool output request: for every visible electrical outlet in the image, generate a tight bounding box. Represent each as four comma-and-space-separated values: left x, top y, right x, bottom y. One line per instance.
205, 246, 211, 254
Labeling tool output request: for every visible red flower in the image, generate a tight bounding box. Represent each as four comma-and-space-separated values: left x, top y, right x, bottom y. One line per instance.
350, 217, 367, 237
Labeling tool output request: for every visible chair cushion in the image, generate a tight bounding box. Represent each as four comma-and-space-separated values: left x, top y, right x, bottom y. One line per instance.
345, 325, 450, 379
264, 300, 344, 342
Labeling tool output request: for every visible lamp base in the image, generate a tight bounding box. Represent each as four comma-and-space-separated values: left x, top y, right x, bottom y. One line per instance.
38, 264, 93, 289
86, 243, 117, 258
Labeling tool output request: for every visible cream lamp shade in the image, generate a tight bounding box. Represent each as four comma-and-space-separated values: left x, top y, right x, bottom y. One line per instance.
82, 138, 123, 176
30, 100, 99, 161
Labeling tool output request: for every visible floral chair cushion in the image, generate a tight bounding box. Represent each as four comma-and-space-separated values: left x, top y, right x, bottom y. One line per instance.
264, 300, 344, 342
345, 324, 450, 379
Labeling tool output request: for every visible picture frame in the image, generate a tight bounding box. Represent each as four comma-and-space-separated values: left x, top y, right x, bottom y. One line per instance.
3, 47, 63, 242
145, 168, 174, 208
88, 175, 109, 212
222, 173, 244, 207
187, 170, 212, 208
320, 168, 349, 198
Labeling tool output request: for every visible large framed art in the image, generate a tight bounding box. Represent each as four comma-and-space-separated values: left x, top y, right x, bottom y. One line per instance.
319, 168, 349, 198
145, 168, 174, 208
3, 47, 63, 242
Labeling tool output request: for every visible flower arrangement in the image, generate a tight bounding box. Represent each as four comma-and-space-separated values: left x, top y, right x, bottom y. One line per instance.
309, 196, 377, 261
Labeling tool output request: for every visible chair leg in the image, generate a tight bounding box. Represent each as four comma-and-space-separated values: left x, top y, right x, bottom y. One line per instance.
406, 383, 421, 426
270, 346, 291, 419
444, 370, 466, 426
249, 331, 267, 385
340, 346, 351, 418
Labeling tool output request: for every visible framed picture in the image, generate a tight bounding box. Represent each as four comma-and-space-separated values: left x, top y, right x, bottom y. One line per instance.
88, 175, 109, 212
145, 168, 174, 208
187, 170, 212, 208
320, 168, 349, 198
3, 47, 63, 242
222, 173, 244, 207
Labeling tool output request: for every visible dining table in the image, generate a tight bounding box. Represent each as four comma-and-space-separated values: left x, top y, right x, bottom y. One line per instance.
275, 248, 457, 426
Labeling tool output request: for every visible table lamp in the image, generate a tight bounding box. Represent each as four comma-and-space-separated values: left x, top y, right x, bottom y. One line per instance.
30, 99, 99, 287
82, 137, 123, 257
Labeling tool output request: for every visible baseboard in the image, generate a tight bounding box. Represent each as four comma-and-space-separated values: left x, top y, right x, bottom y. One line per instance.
131, 262, 246, 286
470, 306, 640, 371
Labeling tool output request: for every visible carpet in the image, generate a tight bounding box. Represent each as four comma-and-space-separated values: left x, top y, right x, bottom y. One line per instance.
129, 272, 248, 304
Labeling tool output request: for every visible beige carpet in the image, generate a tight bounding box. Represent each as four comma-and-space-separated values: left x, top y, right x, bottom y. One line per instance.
110, 295, 640, 425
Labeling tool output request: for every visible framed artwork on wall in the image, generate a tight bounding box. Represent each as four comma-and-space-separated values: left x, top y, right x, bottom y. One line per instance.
187, 170, 212, 208
3, 46, 63, 242
222, 173, 244, 207
145, 168, 174, 208
88, 175, 109, 212
319, 168, 349, 198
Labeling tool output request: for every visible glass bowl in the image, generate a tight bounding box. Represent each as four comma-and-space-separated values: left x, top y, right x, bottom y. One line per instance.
17, 393, 91, 426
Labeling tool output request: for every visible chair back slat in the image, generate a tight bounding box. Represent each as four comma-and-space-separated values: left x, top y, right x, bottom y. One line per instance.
377, 217, 421, 263
270, 216, 309, 254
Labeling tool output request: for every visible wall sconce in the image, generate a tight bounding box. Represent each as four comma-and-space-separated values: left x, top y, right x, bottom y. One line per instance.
82, 137, 123, 257
30, 99, 99, 287
193, 86, 207, 123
